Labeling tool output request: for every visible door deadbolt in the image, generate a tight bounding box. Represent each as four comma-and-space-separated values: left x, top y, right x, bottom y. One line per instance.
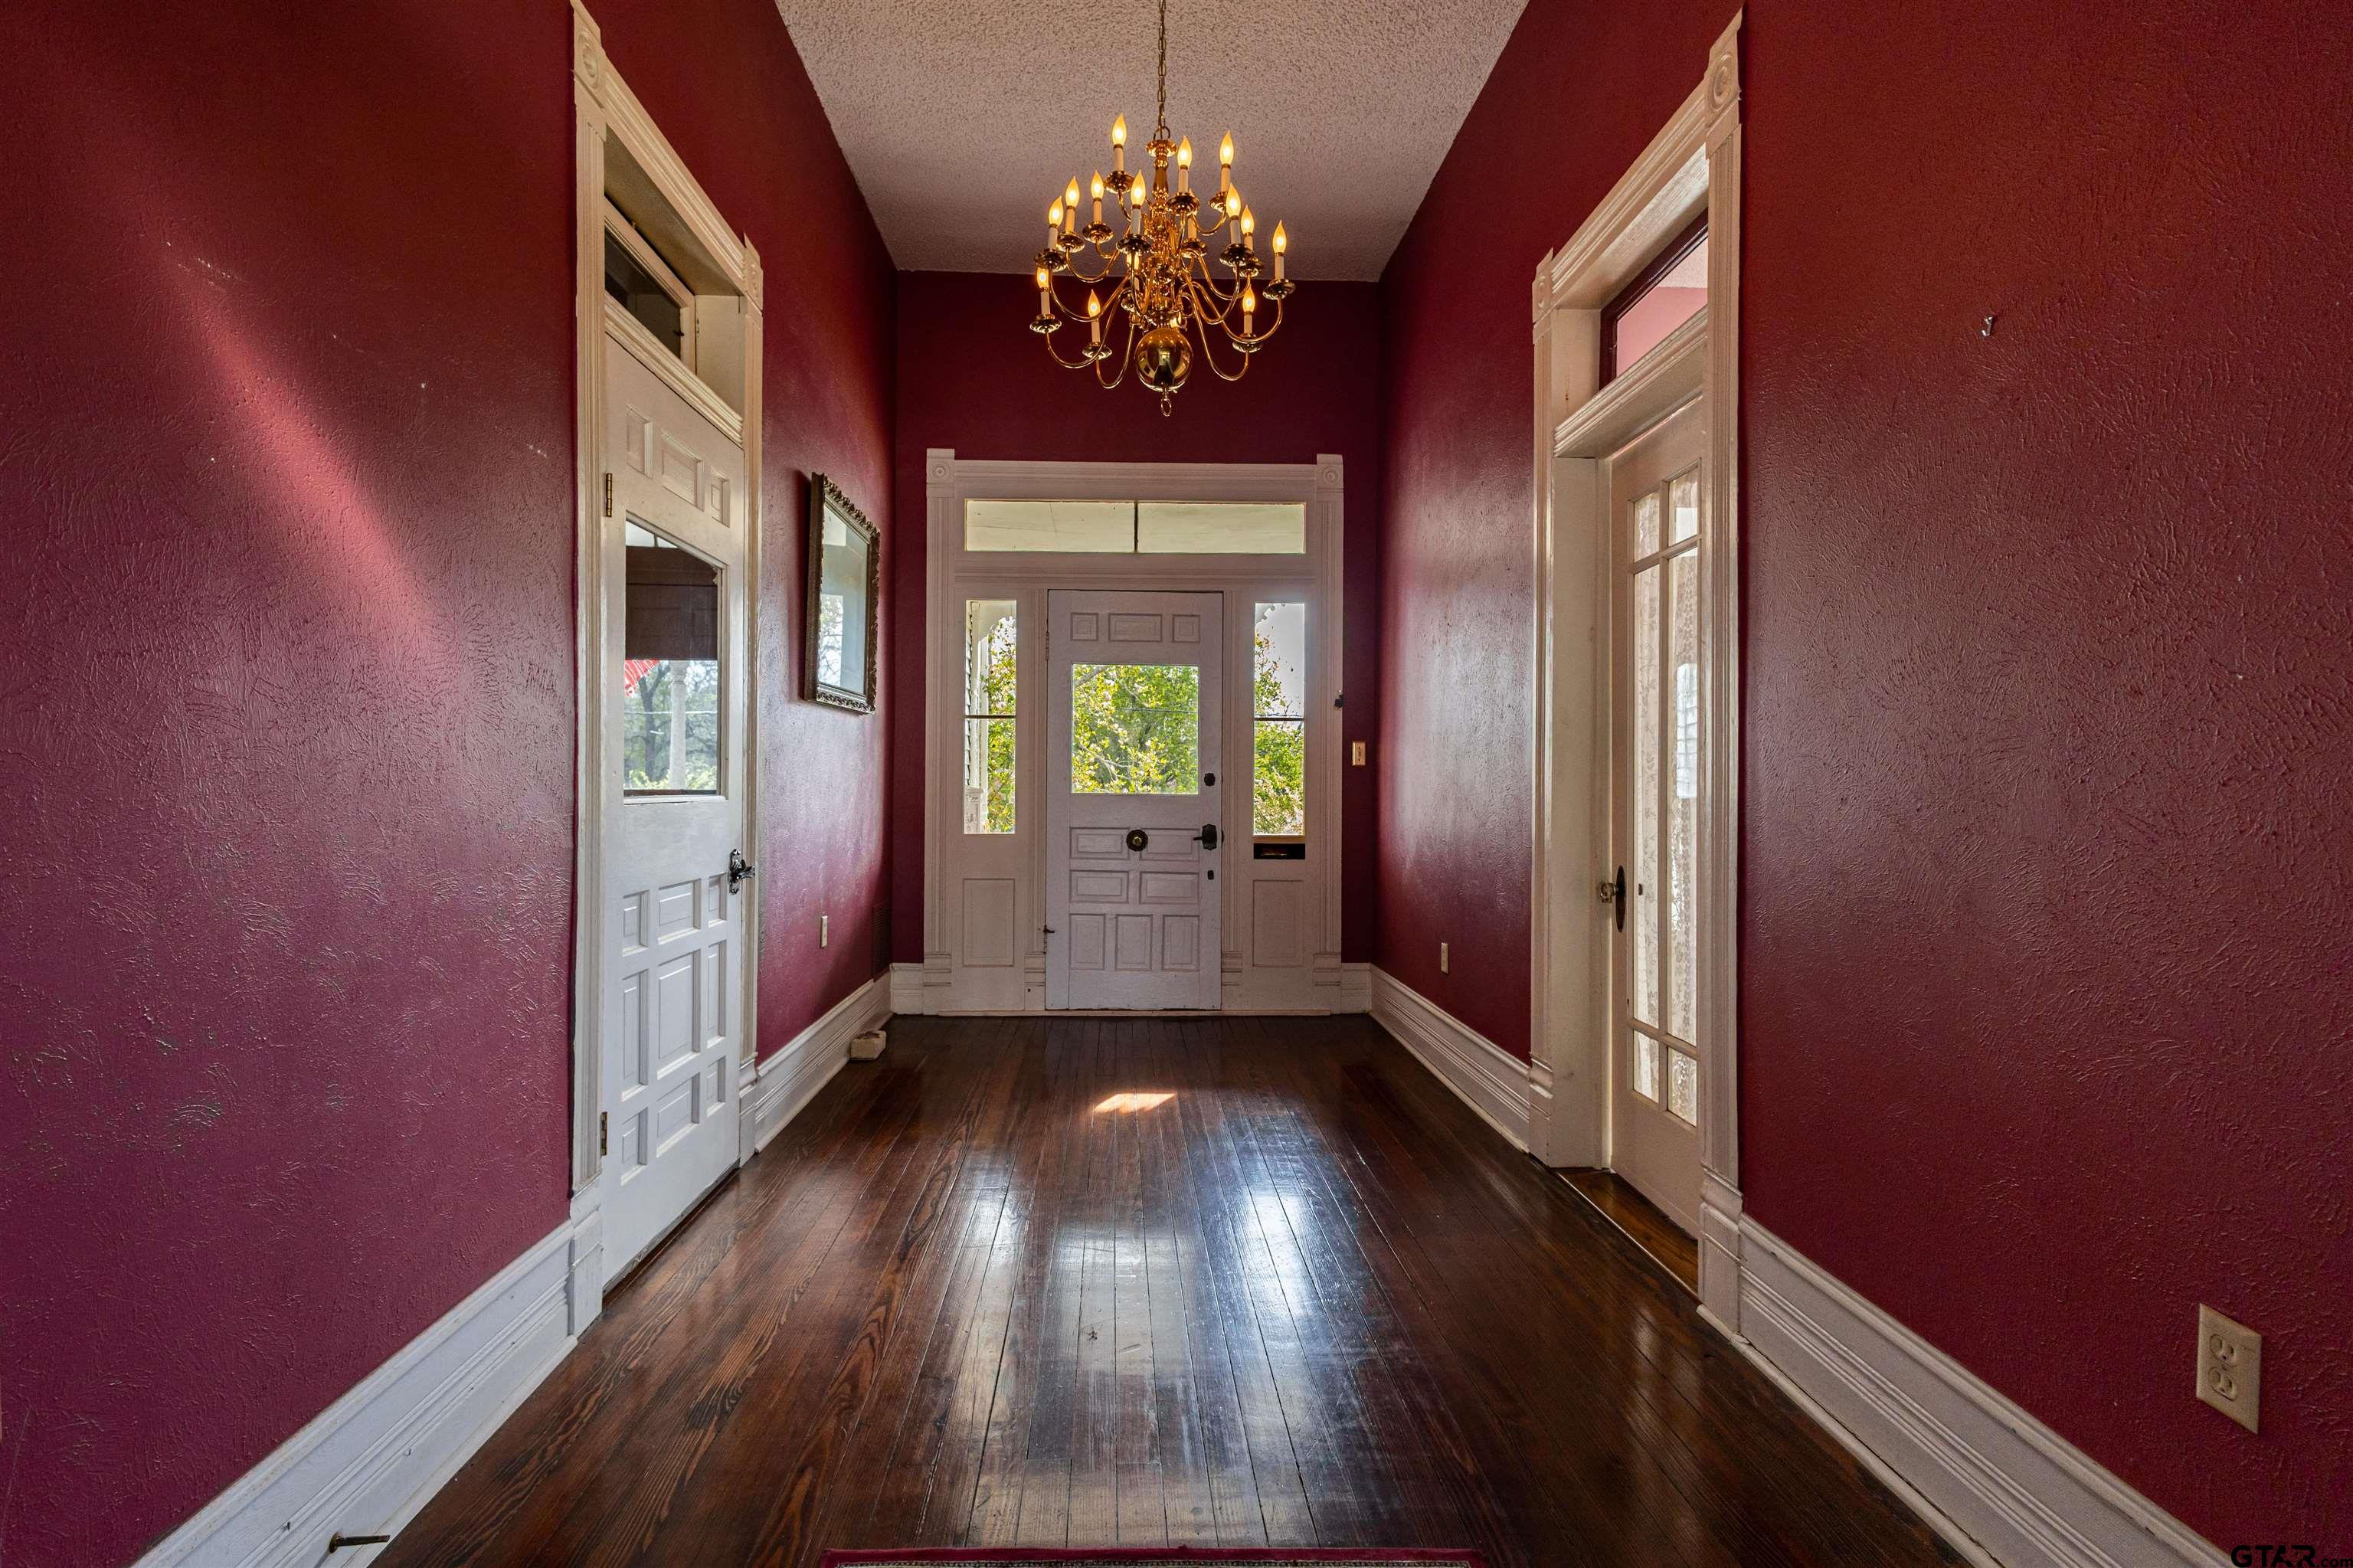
1125, 828, 1150, 852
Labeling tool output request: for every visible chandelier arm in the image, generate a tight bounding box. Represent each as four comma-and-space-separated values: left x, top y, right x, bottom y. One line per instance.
1095, 313, 1137, 389
1180, 278, 1250, 382
1042, 332, 1097, 371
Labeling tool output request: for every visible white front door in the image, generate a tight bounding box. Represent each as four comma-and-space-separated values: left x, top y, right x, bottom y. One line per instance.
601, 332, 748, 1278
1609, 399, 1706, 1235
1046, 589, 1224, 1010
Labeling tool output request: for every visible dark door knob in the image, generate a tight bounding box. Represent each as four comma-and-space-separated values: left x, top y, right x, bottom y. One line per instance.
1125, 828, 1150, 852
728, 849, 757, 891
1194, 823, 1220, 850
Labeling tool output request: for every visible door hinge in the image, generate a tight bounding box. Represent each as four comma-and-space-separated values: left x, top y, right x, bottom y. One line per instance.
602, 472, 614, 518
600, 1111, 608, 1156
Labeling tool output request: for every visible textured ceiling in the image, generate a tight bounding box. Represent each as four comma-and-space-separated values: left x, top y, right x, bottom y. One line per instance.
774, 0, 1528, 280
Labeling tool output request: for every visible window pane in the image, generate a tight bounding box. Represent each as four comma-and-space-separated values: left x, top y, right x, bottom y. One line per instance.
963, 600, 1016, 833
604, 231, 685, 359
1670, 467, 1700, 545
965, 499, 1134, 552
1137, 502, 1306, 554
1667, 1049, 1699, 1124
1252, 602, 1307, 836
1633, 1031, 1661, 1103
1667, 551, 1699, 1039
623, 525, 720, 794
1610, 233, 1707, 376
1253, 722, 1304, 836
964, 718, 1016, 833
1071, 663, 1199, 794
1632, 489, 1661, 557
1631, 563, 1661, 1026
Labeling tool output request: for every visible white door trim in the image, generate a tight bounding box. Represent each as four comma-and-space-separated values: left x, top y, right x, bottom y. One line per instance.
1529, 13, 1744, 1329
918, 454, 1345, 1016
569, 0, 766, 1317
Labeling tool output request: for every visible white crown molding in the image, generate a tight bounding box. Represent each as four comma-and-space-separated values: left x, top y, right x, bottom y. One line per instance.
1733, 1222, 2227, 1568
1368, 968, 1530, 1151
133, 1213, 591, 1568
741, 972, 891, 1157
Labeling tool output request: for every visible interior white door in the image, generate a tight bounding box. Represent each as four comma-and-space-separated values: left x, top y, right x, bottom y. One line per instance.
601, 331, 748, 1278
1608, 398, 1706, 1235
1046, 589, 1224, 1010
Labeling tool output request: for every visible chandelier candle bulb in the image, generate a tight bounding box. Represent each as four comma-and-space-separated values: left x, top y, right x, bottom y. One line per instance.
1088, 290, 1102, 343
1272, 221, 1287, 280
1177, 136, 1193, 192
1036, 267, 1050, 314
1063, 181, 1080, 234
1241, 207, 1255, 247
1111, 114, 1127, 172
1048, 200, 1062, 244
1219, 132, 1234, 191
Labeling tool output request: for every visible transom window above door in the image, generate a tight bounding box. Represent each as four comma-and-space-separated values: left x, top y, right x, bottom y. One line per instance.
964, 499, 1305, 555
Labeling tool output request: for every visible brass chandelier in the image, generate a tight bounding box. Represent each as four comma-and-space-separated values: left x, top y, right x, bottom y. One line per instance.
1029, 0, 1294, 414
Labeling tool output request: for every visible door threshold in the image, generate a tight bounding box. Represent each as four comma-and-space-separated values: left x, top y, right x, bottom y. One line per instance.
1556, 1167, 1699, 1293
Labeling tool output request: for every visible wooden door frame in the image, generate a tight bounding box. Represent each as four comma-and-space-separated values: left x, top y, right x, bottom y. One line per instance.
918, 454, 1347, 1016
568, 0, 766, 1326
1529, 14, 1743, 1332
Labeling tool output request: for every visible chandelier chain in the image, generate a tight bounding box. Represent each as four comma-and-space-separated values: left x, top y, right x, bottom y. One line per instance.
1154, 0, 1168, 136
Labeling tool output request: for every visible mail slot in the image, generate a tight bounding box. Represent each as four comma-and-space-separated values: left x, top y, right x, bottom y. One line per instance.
1252, 841, 1307, 860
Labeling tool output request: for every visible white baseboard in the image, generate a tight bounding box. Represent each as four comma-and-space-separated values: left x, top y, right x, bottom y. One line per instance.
1337, 961, 1372, 1013
744, 971, 889, 1156
1734, 1220, 2224, 1568
1367, 967, 1530, 1150
889, 961, 931, 1016
136, 1213, 589, 1568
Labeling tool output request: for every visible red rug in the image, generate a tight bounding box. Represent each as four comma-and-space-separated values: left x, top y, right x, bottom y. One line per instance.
821, 1553, 1487, 1566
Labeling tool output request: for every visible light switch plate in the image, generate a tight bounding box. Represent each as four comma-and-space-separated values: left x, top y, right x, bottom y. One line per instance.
1439, 941, 1449, 974
819, 913, 830, 948
1350, 740, 1367, 766
2197, 1304, 2260, 1432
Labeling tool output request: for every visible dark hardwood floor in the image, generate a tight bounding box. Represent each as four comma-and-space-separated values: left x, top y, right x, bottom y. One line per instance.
380, 1015, 1957, 1568
1558, 1168, 1702, 1292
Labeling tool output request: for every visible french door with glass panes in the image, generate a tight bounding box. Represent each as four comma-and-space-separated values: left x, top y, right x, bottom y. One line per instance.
1045, 589, 1224, 1010
1608, 398, 1705, 1235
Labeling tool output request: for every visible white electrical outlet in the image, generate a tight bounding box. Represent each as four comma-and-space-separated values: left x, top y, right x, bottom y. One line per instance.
2197, 1304, 2261, 1432
819, 913, 830, 948
1439, 941, 1449, 974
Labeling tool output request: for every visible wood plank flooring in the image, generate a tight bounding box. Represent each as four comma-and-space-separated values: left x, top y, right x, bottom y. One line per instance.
379, 1015, 1959, 1568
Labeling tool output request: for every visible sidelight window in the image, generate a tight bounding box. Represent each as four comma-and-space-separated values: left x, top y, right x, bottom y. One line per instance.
1252, 602, 1307, 837
963, 601, 1017, 833
1627, 464, 1703, 1123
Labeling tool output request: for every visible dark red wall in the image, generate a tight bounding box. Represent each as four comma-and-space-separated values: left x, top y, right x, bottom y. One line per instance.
1381, 0, 2353, 1548
889, 270, 1383, 965
0, 2, 891, 1563
1739, 0, 2352, 1548
1376, 0, 1732, 1053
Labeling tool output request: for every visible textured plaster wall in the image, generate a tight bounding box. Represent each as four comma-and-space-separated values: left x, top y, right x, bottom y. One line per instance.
1379, 0, 2353, 1549
0, 2, 892, 1564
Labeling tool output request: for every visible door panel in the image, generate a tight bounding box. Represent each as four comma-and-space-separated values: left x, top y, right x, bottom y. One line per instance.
1610, 399, 1705, 1235
1046, 590, 1224, 1010
602, 332, 747, 1279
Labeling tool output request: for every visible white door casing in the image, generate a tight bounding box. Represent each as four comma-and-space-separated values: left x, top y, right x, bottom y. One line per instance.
599, 333, 747, 1278
1608, 398, 1705, 1235
1046, 589, 1225, 1010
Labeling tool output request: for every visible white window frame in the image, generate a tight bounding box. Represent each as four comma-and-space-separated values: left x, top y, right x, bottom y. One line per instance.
1529, 13, 1743, 1330
917, 453, 1347, 1015
602, 196, 699, 375
567, 0, 766, 1325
